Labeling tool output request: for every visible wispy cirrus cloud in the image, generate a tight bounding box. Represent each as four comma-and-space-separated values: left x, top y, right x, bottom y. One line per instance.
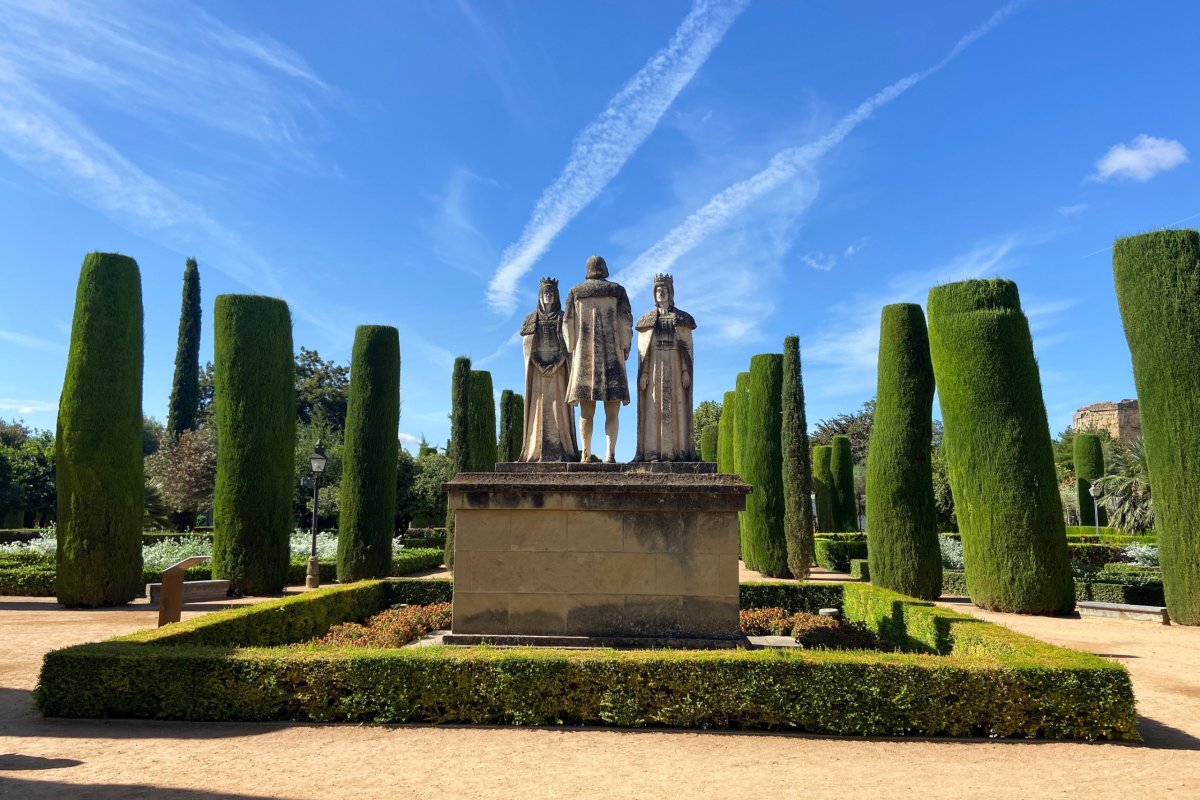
0, 330, 65, 352
0, 398, 58, 415
1089, 135, 1188, 183
615, 1, 1028, 304
486, 0, 750, 313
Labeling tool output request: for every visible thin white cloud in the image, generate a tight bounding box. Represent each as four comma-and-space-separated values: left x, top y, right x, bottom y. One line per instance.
1056, 204, 1087, 216
0, 330, 65, 352
844, 237, 868, 257
615, 0, 1028, 298
486, 0, 749, 313
1089, 135, 1188, 183
423, 167, 498, 277
0, 398, 58, 414
398, 432, 421, 446
801, 252, 836, 271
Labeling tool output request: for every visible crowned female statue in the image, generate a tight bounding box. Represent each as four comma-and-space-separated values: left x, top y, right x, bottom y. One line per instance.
634, 273, 698, 462
519, 278, 579, 462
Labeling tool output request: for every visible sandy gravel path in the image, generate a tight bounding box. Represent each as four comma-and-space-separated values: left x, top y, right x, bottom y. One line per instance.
2, 577, 1198, 800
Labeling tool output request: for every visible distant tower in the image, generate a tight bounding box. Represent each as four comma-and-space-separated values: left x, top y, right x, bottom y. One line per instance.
1073, 399, 1141, 440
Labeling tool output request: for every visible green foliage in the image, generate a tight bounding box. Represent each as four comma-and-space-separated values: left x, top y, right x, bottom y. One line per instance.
865, 304, 941, 599
693, 399, 721, 453
943, 569, 1165, 608
1074, 433, 1106, 527
293, 421, 342, 529
56, 253, 145, 607
717, 390, 737, 475
926, 278, 1074, 613
849, 558, 869, 580
699, 424, 718, 462
814, 538, 868, 571
811, 399, 874, 463
295, 347, 350, 431
145, 424, 216, 516
338, 326, 401, 582
445, 356, 471, 569
738, 582, 843, 613
782, 335, 814, 580
732, 371, 750, 477
167, 258, 201, 439
740, 354, 788, 577
37, 581, 1137, 741
498, 389, 521, 462
1094, 437, 1154, 534
811, 446, 835, 532
212, 295, 295, 595
829, 435, 857, 532
467, 370, 497, 471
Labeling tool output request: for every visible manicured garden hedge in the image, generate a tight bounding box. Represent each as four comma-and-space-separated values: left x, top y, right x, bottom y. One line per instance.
36, 580, 1138, 740
850, 559, 869, 581
941, 570, 1165, 608
740, 354, 787, 577
830, 435, 857, 532
811, 446, 835, 533
1074, 433, 1106, 528
815, 538, 869, 572
717, 390, 737, 475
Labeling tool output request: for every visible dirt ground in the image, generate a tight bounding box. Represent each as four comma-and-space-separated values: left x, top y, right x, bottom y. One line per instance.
2, 572, 1200, 800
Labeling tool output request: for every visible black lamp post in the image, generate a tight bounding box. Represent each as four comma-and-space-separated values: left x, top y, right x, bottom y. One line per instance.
305, 439, 327, 589
1088, 481, 1102, 538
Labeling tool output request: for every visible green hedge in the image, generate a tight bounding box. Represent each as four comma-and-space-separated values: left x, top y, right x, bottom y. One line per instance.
699, 424, 719, 463
850, 559, 870, 581
36, 580, 1138, 740
1069, 543, 1128, 573
927, 279, 1074, 614
1064, 527, 1151, 545
338, 325, 401, 582
740, 354, 787, 576
811, 446, 835, 533
738, 582, 843, 613
1113, 229, 1200, 625
1073, 433, 1106, 528
212, 295, 295, 595
815, 539, 868, 572
467, 370, 498, 472
717, 390, 737, 475
942, 570, 1165, 608
781, 335, 815, 580
830, 435, 857, 532
56, 252, 145, 607
865, 303, 940, 599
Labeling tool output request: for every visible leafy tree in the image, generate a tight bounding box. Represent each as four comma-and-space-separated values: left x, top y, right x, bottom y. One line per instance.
930, 438, 956, 532
0, 419, 30, 448
293, 421, 343, 530
142, 416, 164, 456
411, 450, 453, 528
167, 258, 201, 439
295, 346, 351, 431
1094, 437, 1154, 534
197, 361, 215, 424
693, 399, 721, 452
811, 399, 875, 463
1, 427, 56, 525
0, 449, 22, 524
145, 425, 217, 522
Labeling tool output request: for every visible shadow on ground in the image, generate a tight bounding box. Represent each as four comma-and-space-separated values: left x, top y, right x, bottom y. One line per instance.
0, 777, 291, 799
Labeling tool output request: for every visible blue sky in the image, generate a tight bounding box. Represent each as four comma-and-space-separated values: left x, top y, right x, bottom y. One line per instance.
0, 0, 1195, 460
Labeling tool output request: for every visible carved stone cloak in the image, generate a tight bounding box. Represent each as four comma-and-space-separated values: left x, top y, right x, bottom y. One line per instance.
563, 279, 633, 405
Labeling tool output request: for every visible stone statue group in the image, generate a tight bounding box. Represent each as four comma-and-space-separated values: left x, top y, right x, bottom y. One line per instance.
519, 255, 697, 464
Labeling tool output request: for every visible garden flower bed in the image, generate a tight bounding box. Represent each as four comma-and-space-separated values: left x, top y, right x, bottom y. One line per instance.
35, 579, 1138, 740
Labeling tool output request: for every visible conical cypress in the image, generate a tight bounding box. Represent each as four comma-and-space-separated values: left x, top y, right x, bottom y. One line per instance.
741, 354, 788, 576
467, 370, 498, 472
865, 303, 941, 599
717, 390, 737, 474
56, 253, 144, 606
1074, 433, 1106, 527
812, 446, 835, 532
782, 335, 814, 579
700, 424, 719, 462
732, 371, 750, 477
927, 278, 1074, 613
212, 295, 295, 595
166, 258, 201, 439
338, 325, 400, 582
1113, 229, 1200, 624
444, 356, 471, 570
830, 435, 857, 531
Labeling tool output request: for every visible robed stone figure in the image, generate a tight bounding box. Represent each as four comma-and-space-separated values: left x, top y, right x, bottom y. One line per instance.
519, 278, 579, 462
634, 273, 698, 462
563, 255, 633, 463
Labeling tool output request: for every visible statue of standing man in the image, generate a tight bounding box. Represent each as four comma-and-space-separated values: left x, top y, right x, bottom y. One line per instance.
563, 255, 633, 463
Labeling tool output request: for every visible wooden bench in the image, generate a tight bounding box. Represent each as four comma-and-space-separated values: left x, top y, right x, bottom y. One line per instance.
146, 579, 231, 605
1078, 600, 1170, 624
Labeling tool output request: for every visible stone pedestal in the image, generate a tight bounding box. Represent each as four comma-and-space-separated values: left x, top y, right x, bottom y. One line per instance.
443, 465, 749, 645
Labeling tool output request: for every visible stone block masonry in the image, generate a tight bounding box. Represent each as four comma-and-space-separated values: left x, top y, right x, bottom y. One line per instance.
444, 467, 750, 641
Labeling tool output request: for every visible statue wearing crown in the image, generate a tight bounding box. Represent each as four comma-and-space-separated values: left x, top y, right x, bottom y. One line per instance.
519, 277, 579, 462
634, 273, 698, 462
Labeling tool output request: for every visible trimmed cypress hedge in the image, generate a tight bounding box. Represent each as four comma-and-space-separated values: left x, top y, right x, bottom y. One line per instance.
811, 445, 835, 532
699, 424, 719, 462
717, 390, 737, 475
56, 253, 145, 607
733, 370, 751, 560
815, 538, 868, 572
467, 370, 497, 472
212, 295, 295, 595
830, 435, 857, 532
740, 354, 788, 576
338, 326, 401, 582
445, 356, 471, 570
1074, 433, 1106, 527
1113, 230, 1200, 625
511, 394, 524, 463
926, 279, 1074, 614
782, 335, 815, 580
942, 570, 1166, 608
865, 304, 941, 599
498, 389, 521, 462
166, 258, 201, 439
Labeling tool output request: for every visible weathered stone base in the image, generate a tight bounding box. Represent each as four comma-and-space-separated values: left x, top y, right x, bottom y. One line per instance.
496, 461, 716, 474
446, 469, 750, 640
440, 633, 748, 649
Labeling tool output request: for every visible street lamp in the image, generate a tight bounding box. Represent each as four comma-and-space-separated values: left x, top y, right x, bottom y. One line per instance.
304, 439, 327, 589
1088, 482, 1102, 538
810, 491, 818, 523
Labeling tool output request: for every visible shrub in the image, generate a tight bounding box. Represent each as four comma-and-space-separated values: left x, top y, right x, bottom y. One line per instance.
814, 539, 868, 572
849, 559, 869, 580
699, 424, 719, 463
941, 570, 968, 596
830, 435, 857, 532
445, 356, 472, 569
56, 253, 145, 607
717, 390, 737, 475
811, 446, 835, 532
740, 354, 788, 576
1124, 542, 1159, 567
312, 602, 452, 648
782, 335, 815, 580
738, 582, 843, 613
212, 295, 295, 595
1113, 229, 1200, 624
738, 606, 794, 635
338, 326, 401, 582
1074, 434, 1107, 527
467, 370, 498, 472
1095, 563, 1162, 585
865, 304, 941, 599
1069, 543, 1129, 574
939, 536, 964, 570
926, 279, 1074, 613
790, 612, 884, 651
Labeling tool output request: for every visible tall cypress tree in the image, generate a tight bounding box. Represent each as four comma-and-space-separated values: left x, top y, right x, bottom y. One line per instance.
927, 278, 1074, 614
444, 356, 471, 570
511, 393, 525, 462
699, 424, 719, 462
732, 371, 750, 478
1113, 229, 1200, 625
212, 295, 295, 595
782, 335, 814, 579
830, 435, 857, 531
56, 253, 144, 607
468, 370, 498, 472
717, 389, 737, 474
498, 389, 517, 462
166, 258, 201, 440
812, 445, 835, 532
741, 354, 788, 576
865, 303, 941, 599
1074, 433, 1106, 527
338, 325, 400, 582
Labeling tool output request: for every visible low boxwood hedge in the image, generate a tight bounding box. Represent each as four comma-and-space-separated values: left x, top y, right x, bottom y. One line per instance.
849, 559, 869, 581
814, 539, 868, 571
941, 570, 1165, 607
35, 579, 1138, 740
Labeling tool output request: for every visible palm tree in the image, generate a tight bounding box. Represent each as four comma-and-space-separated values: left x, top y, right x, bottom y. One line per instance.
1093, 437, 1153, 533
